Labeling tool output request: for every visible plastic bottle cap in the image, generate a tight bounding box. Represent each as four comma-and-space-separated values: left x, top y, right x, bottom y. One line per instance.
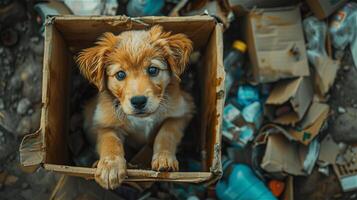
268, 180, 285, 197
233, 40, 247, 53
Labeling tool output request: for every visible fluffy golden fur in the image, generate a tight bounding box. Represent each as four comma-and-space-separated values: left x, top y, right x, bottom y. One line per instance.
77, 25, 194, 189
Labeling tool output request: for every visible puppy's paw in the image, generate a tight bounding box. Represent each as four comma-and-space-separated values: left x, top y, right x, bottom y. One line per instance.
151, 151, 179, 172
95, 156, 127, 190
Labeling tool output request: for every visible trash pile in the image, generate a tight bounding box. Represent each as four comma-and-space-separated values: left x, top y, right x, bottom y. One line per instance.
220, 1, 357, 199
0, 0, 357, 199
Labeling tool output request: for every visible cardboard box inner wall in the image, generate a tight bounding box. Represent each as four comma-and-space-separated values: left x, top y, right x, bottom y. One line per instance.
19, 16, 225, 183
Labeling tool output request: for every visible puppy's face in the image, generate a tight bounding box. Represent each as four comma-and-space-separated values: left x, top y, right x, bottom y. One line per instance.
77, 26, 192, 117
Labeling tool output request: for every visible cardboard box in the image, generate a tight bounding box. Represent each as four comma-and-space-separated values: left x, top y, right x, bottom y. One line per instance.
245, 6, 310, 83
306, 0, 348, 19
19, 16, 225, 183
265, 77, 313, 125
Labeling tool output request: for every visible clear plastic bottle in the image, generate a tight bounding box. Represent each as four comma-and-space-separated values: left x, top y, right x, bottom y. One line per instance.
224, 40, 247, 100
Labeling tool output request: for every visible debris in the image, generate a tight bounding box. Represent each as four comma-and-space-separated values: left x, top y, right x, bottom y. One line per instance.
330, 3, 357, 67
16, 98, 31, 115
0, 28, 18, 47
127, 0, 164, 17
268, 179, 285, 197
236, 85, 259, 108
224, 40, 247, 98
306, 0, 348, 19
244, 6, 310, 83
338, 106, 346, 114
287, 102, 329, 145
4, 175, 18, 186
0, 98, 4, 110
216, 159, 277, 200
265, 77, 313, 125
303, 16, 339, 96
319, 135, 341, 165
331, 107, 357, 143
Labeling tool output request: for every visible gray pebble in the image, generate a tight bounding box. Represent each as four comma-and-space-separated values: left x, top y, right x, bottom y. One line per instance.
338, 106, 346, 114
0, 98, 4, 109
17, 98, 31, 115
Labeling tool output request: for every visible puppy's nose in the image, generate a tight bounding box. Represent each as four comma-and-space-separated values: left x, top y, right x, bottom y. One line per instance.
130, 96, 147, 109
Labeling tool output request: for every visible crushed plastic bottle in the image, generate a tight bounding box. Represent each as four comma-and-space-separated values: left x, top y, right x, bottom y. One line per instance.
224, 40, 247, 100
330, 2, 357, 66
303, 16, 328, 66
216, 158, 277, 200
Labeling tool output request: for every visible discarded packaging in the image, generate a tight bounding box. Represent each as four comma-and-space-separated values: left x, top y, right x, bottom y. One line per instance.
306, 0, 348, 19
236, 85, 260, 108
242, 101, 263, 129
265, 77, 313, 125
216, 159, 276, 200
330, 2, 357, 67
224, 41, 247, 98
318, 134, 340, 164
287, 102, 329, 145
257, 125, 322, 176
268, 179, 285, 197
303, 16, 339, 95
245, 6, 310, 83
34, 0, 72, 34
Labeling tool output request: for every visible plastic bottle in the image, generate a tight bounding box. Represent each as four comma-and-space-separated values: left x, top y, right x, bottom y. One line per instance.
127, 0, 165, 17
224, 40, 247, 100
216, 159, 277, 200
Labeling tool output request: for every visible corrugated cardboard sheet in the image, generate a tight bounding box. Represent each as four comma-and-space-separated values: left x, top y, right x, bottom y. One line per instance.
245, 6, 310, 83
265, 77, 313, 125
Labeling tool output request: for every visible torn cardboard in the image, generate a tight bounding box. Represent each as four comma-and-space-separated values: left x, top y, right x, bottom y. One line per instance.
260, 134, 307, 176
312, 57, 340, 96
245, 6, 310, 83
288, 102, 330, 145
306, 0, 348, 19
265, 77, 313, 125
318, 134, 340, 164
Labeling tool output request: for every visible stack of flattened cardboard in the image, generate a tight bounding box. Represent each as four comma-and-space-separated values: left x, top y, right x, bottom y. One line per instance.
244, 6, 335, 180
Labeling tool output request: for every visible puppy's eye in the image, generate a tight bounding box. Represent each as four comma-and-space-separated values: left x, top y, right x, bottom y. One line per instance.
147, 66, 160, 77
115, 71, 126, 81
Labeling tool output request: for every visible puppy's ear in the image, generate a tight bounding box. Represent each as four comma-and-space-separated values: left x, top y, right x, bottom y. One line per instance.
76, 32, 117, 91
150, 25, 193, 79
166, 33, 193, 79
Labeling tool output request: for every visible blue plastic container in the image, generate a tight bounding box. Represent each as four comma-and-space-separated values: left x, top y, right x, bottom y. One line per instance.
216, 160, 276, 200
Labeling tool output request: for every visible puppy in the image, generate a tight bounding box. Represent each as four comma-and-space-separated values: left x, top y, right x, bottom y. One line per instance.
76, 25, 194, 189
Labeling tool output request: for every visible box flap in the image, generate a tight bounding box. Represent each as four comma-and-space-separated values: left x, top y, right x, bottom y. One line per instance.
266, 78, 301, 105
313, 57, 340, 95
318, 134, 340, 164
265, 77, 313, 125
288, 103, 329, 145
247, 6, 310, 83
261, 134, 306, 176
19, 129, 44, 168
